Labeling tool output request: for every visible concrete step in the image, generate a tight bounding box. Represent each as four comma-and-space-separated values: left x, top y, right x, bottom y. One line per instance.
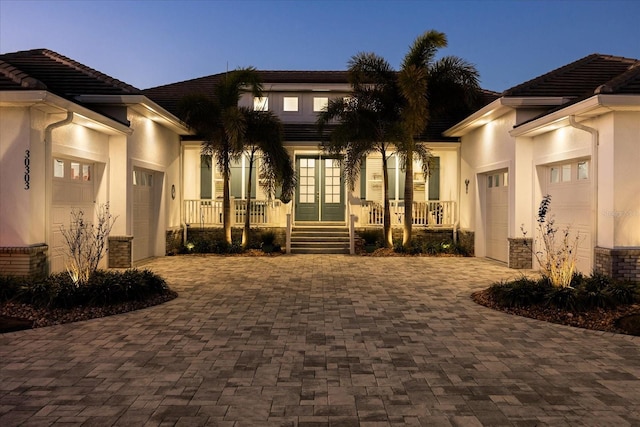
290, 226, 350, 254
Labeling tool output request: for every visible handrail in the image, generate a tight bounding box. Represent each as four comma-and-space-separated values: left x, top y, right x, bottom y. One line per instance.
184, 199, 281, 226
362, 200, 457, 227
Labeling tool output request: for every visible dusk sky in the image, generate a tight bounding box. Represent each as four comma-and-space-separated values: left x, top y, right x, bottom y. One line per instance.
1, 0, 639, 92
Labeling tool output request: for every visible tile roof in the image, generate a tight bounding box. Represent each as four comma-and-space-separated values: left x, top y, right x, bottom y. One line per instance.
143, 71, 350, 117
0, 49, 141, 99
502, 53, 640, 98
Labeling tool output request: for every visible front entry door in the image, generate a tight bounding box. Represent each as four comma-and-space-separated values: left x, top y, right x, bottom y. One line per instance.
295, 156, 344, 222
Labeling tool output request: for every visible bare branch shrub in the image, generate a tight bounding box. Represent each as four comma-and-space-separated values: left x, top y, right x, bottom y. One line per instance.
521, 195, 580, 288
60, 203, 116, 286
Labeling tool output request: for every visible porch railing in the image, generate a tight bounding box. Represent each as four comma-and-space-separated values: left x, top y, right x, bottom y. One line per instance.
184, 199, 281, 226
362, 200, 456, 227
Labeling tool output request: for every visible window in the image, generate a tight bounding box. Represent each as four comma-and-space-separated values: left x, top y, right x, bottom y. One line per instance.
54, 159, 65, 178
488, 171, 507, 188
54, 158, 92, 181
577, 161, 589, 180
283, 96, 299, 112
253, 97, 268, 111
313, 97, 328, 112
71, 162, 81, 180
133, 170, 153, 187
550, 163, 573, 183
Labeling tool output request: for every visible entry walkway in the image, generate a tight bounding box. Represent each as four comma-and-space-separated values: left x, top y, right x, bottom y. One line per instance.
1, 256, 639, 426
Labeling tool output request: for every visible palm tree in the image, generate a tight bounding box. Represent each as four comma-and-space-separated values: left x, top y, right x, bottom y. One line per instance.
398, 31, 480, 247
319, 31, 480, 249
241, 108, 296, 248
318, 52, 404, 248
178, 68, 263, 244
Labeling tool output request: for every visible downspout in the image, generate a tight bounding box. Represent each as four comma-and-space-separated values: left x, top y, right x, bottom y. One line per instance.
44, 112, 74, 270
568, 115, 598, 266
454, 142, 462, 244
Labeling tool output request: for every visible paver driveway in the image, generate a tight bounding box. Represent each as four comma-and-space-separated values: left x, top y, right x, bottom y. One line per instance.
1, 255, 639, 426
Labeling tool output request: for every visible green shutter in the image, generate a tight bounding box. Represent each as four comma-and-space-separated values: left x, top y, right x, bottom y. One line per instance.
428, 157, 440, 200
230, 158, 243, 198
388, 159, 396, 200
200, 155, 212, 199
360, 157, 367, 200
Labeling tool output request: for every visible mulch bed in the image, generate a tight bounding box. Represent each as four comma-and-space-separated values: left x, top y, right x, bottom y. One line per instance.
0, 291, 177, 333
472, 288, 640, 336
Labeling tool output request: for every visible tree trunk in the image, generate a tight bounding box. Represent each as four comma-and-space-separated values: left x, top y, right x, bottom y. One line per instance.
223, 168, 232, 244
382, 154, 393, 248
403, 147, 413, 248
242, 154, 254, 249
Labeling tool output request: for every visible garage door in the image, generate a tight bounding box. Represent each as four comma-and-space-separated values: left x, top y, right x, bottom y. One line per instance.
132, 169, 155, 262
544, 160, 592, 273
51, 158, 94, 273
485, 169, 508, 263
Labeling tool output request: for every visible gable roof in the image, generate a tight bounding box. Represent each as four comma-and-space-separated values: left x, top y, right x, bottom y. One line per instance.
503, 53, 640, 98
0, 49, 141, 99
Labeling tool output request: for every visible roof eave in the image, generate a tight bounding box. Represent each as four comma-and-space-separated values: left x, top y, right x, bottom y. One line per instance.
443, 97, 570, 137
75, 94, 192, 135
0, 90, 132, 135
510, 94, 640, 137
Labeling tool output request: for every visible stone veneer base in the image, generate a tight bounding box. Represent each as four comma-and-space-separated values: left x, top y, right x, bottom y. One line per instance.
108, 236, 133, 268
508, 238, 533, 269
0, 244, 48, 278
594, 247, 640, 281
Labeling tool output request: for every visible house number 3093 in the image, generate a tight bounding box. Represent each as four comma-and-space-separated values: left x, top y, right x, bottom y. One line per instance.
24, 150, 30, 190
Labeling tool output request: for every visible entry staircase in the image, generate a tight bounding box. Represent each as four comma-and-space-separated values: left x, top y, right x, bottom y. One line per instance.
290, 223, 350, 254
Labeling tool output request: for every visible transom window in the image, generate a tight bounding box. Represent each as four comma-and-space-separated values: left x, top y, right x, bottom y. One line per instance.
488, 171, 508, 188
550, 160, 589, 183
53, 158, 92, 181
133, 170, 153, 187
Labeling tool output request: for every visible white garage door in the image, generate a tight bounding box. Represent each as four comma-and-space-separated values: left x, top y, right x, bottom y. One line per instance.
51, 159, 94, 273
544, 160, 592, 274
133, 169, 155, 262
485, 169, 509, 263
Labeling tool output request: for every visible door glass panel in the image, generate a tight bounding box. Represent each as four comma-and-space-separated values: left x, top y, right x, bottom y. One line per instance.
324, 159, 341, 203
299, 158, 315, 204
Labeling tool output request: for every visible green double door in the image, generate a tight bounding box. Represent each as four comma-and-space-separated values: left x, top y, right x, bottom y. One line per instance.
295, 156, 344, 222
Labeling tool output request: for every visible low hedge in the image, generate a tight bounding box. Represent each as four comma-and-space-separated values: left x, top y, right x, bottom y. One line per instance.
0, 269, 171, 309
488, 273, 639, 311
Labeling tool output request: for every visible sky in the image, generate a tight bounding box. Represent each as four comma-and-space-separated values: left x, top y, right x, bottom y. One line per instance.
1, 0, 639, 93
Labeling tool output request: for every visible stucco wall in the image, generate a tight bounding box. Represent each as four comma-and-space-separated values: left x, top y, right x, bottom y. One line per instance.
127, 110, 182, 258
0, 107, 33, 246
612, 111, 640, 247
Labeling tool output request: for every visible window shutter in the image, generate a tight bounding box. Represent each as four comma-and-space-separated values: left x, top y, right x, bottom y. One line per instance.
200, 155, 212, 199
428, 157, 440, 200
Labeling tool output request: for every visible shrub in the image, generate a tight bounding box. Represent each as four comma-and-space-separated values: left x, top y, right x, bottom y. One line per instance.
521, 195, 580, 288
0, 275, 26, 302
60, 203, 116, 286
5, 269, 169, 309
488, 277, 551, 307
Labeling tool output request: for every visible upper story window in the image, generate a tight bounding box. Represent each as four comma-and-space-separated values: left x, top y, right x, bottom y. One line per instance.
253, 97, 268, 111
283, 96, 299, 112
313, 97, 329, 112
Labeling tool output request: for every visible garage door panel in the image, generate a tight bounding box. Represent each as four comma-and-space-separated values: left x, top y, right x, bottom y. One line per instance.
132, 169, 156, 262
544, 161, 592, 273
485, 169, 509, 263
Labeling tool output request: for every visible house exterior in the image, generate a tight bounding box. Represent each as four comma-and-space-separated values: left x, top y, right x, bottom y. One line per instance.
445, 54, 640, 280
143, 72, 474, 251
0, 49, 190, 277
1, 49, 638, 280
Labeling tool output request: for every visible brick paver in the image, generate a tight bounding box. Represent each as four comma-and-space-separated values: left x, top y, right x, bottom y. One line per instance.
1, 255, 639, 426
